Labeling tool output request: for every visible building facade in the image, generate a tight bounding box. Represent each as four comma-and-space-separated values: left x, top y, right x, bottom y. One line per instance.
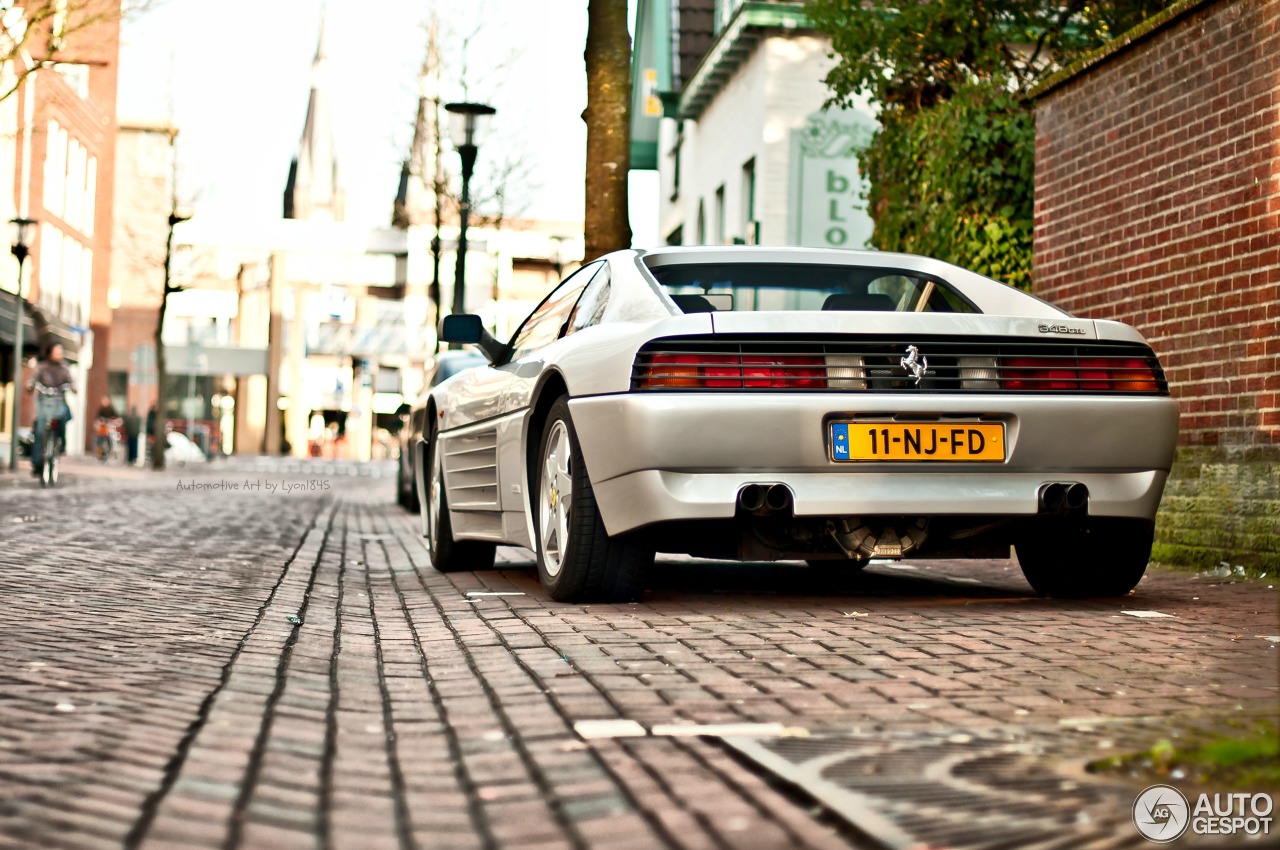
97, 10, 583, 465
107, 121, 178, 432
0, 0, 121, 457
146, 13, 584, 463
1033, 0, 1280, 568
631, 0, 875, 248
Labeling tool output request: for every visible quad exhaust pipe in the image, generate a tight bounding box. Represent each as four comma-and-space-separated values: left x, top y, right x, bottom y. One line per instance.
737, 483, 794, 515
1039, 482, 1089, 515
765, 484, 793, 512
738, 484, 766, 512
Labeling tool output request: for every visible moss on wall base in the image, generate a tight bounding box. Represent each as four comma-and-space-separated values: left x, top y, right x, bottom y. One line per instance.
1153, 447, 1280, 571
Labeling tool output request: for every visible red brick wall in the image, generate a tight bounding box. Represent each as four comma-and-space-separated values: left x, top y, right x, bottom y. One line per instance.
1033, 0, 1280, 446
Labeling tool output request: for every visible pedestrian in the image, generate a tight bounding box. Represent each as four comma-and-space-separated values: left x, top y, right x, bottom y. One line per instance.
26, 342, 75, 477
145, 404, 157, 463
123, 406, 141, 464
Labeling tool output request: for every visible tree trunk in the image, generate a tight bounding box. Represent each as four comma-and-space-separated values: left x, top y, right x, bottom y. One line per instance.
583, 0, 632, 260
151, 213, 179, 471
150, 283, 167, 470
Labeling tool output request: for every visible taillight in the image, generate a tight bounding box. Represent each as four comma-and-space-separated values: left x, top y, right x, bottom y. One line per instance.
1081, 357, 1159, 392
957, 356, 999, 390
1002, 357, 1078, 390
826, 354, 866, 390
742, 355, 826, 388
638, 353, 701, 388
1002, 356, 1159, 392
704, 355, 743, 387
1077, 358, 1111, 391
636, 353, 827, 389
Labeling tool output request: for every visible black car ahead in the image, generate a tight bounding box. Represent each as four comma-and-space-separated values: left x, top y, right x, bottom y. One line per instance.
396, 350, 487, 511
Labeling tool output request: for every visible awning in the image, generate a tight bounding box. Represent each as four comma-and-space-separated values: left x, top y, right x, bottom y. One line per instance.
629, 0, 674, 169
0, 291, 81, 360
164, 344, 269, 376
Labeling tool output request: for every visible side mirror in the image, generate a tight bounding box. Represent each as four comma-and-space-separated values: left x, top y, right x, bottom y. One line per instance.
440, 314, 483, 344
438, 314, 505, 363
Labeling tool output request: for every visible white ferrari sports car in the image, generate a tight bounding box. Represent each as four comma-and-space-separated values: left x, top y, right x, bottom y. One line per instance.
413, 247, 1178, 602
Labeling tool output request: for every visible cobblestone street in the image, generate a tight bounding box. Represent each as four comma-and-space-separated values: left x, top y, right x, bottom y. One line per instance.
2, 459, 1277, 850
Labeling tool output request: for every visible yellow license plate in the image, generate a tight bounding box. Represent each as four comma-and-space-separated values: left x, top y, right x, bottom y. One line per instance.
830, 422, 1006, 462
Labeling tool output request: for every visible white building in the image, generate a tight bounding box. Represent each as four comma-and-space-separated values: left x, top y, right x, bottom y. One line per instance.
631, 0, 877, 249
136, 15, 584, 463
169, 215, 581, 461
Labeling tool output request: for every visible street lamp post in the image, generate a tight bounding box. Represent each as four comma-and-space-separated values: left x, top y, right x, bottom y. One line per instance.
444, 101, 495, 346
7, 217, 36, 471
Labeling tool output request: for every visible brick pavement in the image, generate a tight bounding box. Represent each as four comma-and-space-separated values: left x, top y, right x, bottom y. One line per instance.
1, 463, 1276, 850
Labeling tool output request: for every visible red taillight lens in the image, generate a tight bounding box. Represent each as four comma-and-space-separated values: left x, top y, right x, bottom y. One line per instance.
1077, 358, 1110, 390
637, 353, 827, 389
1003, 356, 1160, 392
1083, 357, 1159, 392
742, 355, 826, 388
1002, 357, 1077, 390
703, 355, 742, 387
787, 356, 827, 388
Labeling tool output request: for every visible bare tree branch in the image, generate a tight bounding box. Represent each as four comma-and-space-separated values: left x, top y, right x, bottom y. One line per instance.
0, 0, 163, 103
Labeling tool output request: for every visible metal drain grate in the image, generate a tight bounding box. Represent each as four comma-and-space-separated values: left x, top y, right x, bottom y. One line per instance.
720, 719, 1264, 850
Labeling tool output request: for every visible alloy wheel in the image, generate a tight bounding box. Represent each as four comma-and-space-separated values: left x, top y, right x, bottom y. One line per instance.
538, 420, 573, 578
427, 441, 443, 557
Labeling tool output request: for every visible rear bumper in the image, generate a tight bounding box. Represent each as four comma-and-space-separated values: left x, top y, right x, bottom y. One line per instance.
568, 392, 1178, 536
591, 468, 1169, 535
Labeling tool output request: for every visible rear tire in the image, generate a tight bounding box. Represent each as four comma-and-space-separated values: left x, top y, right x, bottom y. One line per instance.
535, 397, 652, 602
425, 427, 495, 573
1016, 518, 1153, 598
405, 448, 421, 514
397, 448, 421, 513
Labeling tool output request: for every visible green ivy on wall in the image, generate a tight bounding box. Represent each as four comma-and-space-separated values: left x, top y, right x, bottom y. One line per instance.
807, 0, 1172, 290
865, 84, 1035, 289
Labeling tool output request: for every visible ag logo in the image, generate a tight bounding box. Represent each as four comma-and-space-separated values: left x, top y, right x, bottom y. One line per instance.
1133, 784, 1190, 842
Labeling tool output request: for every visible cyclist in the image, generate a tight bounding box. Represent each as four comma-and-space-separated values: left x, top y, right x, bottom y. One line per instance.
94, 395, 118, 460
26, 342, 76, 478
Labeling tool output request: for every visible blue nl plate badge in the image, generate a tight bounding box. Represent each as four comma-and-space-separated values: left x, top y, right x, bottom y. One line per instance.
830, 423, 850, 461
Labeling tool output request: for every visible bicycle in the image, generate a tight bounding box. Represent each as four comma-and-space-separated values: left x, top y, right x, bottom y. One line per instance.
32, 383, 71, 487
94, 417, 124, 463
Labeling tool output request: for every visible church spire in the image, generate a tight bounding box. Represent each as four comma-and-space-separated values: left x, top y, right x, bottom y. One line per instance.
314, 8, 329, 64
284, 7, 345, 221
396, 15, 445, 228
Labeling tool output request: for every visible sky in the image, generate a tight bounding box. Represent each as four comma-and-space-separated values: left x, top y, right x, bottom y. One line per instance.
117, 0, 656, 242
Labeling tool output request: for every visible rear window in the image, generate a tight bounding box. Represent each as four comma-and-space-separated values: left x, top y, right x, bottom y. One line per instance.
649, 263, 978, 314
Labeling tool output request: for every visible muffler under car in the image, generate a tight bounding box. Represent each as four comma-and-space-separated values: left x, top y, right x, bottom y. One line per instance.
827, 516, 930, 559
